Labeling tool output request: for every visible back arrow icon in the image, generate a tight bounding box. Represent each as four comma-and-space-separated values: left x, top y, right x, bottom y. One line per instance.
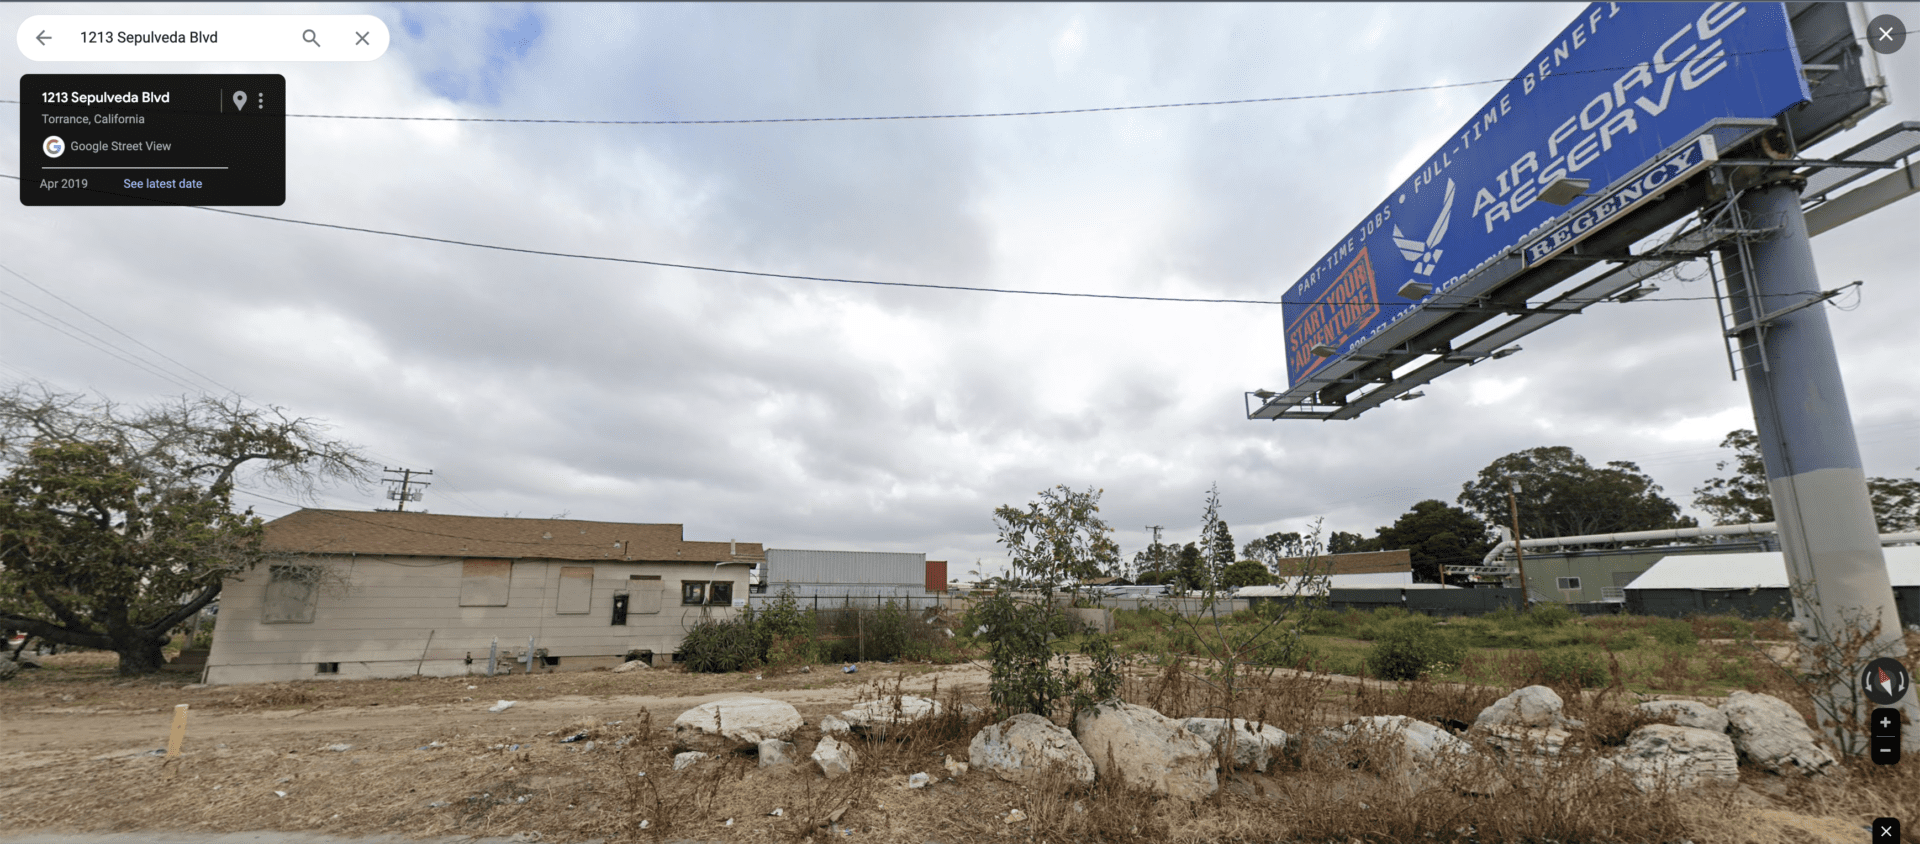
36, 30, 49, 45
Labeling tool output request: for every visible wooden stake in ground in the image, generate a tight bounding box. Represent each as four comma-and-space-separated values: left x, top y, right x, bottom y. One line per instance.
165, 703, 189, 757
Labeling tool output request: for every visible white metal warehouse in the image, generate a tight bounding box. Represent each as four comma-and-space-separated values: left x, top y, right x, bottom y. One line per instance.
1624, 545, 1920, 624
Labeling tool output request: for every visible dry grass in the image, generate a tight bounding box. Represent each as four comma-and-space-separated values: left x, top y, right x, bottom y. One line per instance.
3, 637, 1908, 844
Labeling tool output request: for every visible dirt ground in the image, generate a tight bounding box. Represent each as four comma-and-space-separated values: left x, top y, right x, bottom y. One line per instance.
0, 651, 1900, 844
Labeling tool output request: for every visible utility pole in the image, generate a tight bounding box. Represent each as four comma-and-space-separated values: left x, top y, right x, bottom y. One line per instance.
1506, 480, 1530, 610
381, 467, 433, 512
1143, 525, 1164, 581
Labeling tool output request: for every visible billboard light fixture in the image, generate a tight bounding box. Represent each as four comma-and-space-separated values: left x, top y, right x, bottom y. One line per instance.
1394, 391, 1426, 402
1616, 284, 1660, 302
1397, 280, 1434, 299
1252, 389, 1276, 399
1490, 345, 1523, 360
1309, 344, 1339, 357
1539, 178, 1592, 206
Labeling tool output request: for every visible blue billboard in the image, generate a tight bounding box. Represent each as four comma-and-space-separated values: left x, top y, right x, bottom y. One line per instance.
1282, 2, 1810, 387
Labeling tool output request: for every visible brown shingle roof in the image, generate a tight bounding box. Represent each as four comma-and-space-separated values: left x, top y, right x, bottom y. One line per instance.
1276, 549, 1412, 576
262, 509, 764, 563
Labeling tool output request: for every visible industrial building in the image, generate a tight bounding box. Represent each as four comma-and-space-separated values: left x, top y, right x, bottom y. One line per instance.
751, 548, 947, 605
1625, 545, 1920, 625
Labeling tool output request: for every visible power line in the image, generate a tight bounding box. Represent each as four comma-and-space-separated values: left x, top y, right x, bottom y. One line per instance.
0, 297, 204, 393
0, 175, 1820, 309
0, 36, 1888, 126
0, 261, 240, 396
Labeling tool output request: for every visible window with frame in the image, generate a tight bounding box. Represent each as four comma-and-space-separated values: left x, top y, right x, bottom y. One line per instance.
681, 580, 708, 606
1556, 576, 1582, 590
680, 580, 736, 606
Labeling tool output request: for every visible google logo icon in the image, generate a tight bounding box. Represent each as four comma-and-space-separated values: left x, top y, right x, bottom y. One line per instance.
43, 136, 65, 158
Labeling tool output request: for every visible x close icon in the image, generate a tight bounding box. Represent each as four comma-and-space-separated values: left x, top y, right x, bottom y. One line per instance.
356, 31, 371, 45
1869, 14, 1907, 54
1874, 818, 1900, 843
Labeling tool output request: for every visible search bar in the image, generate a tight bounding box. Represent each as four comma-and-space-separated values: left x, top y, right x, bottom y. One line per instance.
18, 15, 389, 62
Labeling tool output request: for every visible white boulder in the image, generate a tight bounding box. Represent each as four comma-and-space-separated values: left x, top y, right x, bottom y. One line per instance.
1318, 716, 1473, 766
1720, 691, 1837, 777
812, 735, 858, 779
969, 713, 1096, 786
1180, 718, 1290, 773
840, 696, 942, 736
757, 738, 796, 768
1635, 699, 1729, 734
672, 697, 804, 753
1474, 685, 1583, 730
672, 751, 707, 771
819, 715, 852, 735
1072, 701, 1218, 802
1603, 724, 1739, 792
1477, 725, 1576, 759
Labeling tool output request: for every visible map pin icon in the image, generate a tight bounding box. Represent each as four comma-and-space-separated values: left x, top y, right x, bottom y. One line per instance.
233, 91, 248, 111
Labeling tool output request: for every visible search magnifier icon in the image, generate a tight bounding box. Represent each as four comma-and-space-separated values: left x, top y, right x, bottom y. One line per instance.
302, 29, 320, 47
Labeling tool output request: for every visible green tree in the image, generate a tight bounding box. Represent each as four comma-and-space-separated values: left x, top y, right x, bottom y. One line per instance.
1369, 500, 1494, 583
1129, 538, 1172, 583
1173, 542, 1203, 592
1870, 476, 1920, 533
991, 484, 1121, 588
1198, 484, 1234, 592
1243, 531, 1307, 572
1219, 558, 1275, 589
1458, 446, 1695, 543
1695, 428, 1920, 533
0, 385, 372, 674
979, 484, 1123, 718
1327, 530, 1373, 554
1692, 429, 1773, 524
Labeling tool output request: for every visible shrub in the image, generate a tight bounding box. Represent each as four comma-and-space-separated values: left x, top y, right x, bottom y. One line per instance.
1365, 616, 1467, 681
1646, 618, 1696, 648
679, 617, 766, 673
1526, 603, 1577, 628
1537, 647, 1608, 688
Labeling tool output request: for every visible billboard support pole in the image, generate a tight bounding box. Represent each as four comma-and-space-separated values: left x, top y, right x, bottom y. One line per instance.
1718, 172, 1918, 757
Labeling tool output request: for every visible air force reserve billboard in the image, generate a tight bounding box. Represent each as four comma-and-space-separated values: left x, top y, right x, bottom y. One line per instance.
1282, 2, 1811, 387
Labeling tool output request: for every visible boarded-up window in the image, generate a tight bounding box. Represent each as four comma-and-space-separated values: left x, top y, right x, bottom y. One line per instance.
460, 559, 512, 607
630, 575, 662, 614
264, 565, 318, 623
557, 566, 593, 614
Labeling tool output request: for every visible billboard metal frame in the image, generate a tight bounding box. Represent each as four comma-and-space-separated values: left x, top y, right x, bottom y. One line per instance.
1250, 2, 1906, 423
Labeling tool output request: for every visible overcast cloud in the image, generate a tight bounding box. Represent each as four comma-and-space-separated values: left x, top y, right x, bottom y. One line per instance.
4, 2, 1918, 578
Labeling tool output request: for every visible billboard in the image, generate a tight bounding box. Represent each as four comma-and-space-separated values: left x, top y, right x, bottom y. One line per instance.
1282, 2, 1811, 387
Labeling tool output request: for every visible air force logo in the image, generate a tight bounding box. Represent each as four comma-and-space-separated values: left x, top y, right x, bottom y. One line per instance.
1392, 179, 1455, 277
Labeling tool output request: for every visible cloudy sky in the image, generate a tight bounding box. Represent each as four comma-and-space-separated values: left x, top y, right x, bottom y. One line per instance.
4, 2, 1918, 578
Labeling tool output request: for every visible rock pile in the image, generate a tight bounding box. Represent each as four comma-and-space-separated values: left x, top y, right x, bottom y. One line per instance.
664, 684, 1842, 799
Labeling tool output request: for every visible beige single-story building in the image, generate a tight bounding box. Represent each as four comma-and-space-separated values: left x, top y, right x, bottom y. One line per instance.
204, 509, 764, 684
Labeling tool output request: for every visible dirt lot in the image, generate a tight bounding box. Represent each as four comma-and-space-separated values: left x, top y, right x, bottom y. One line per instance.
0, 651, 1906, 844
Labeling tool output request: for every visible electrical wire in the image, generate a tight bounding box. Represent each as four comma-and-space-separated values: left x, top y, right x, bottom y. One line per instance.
0, 34, 1897, 126
0, 297, 205, 393
0, 261, 241, 396
0, 174, 1819, 309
